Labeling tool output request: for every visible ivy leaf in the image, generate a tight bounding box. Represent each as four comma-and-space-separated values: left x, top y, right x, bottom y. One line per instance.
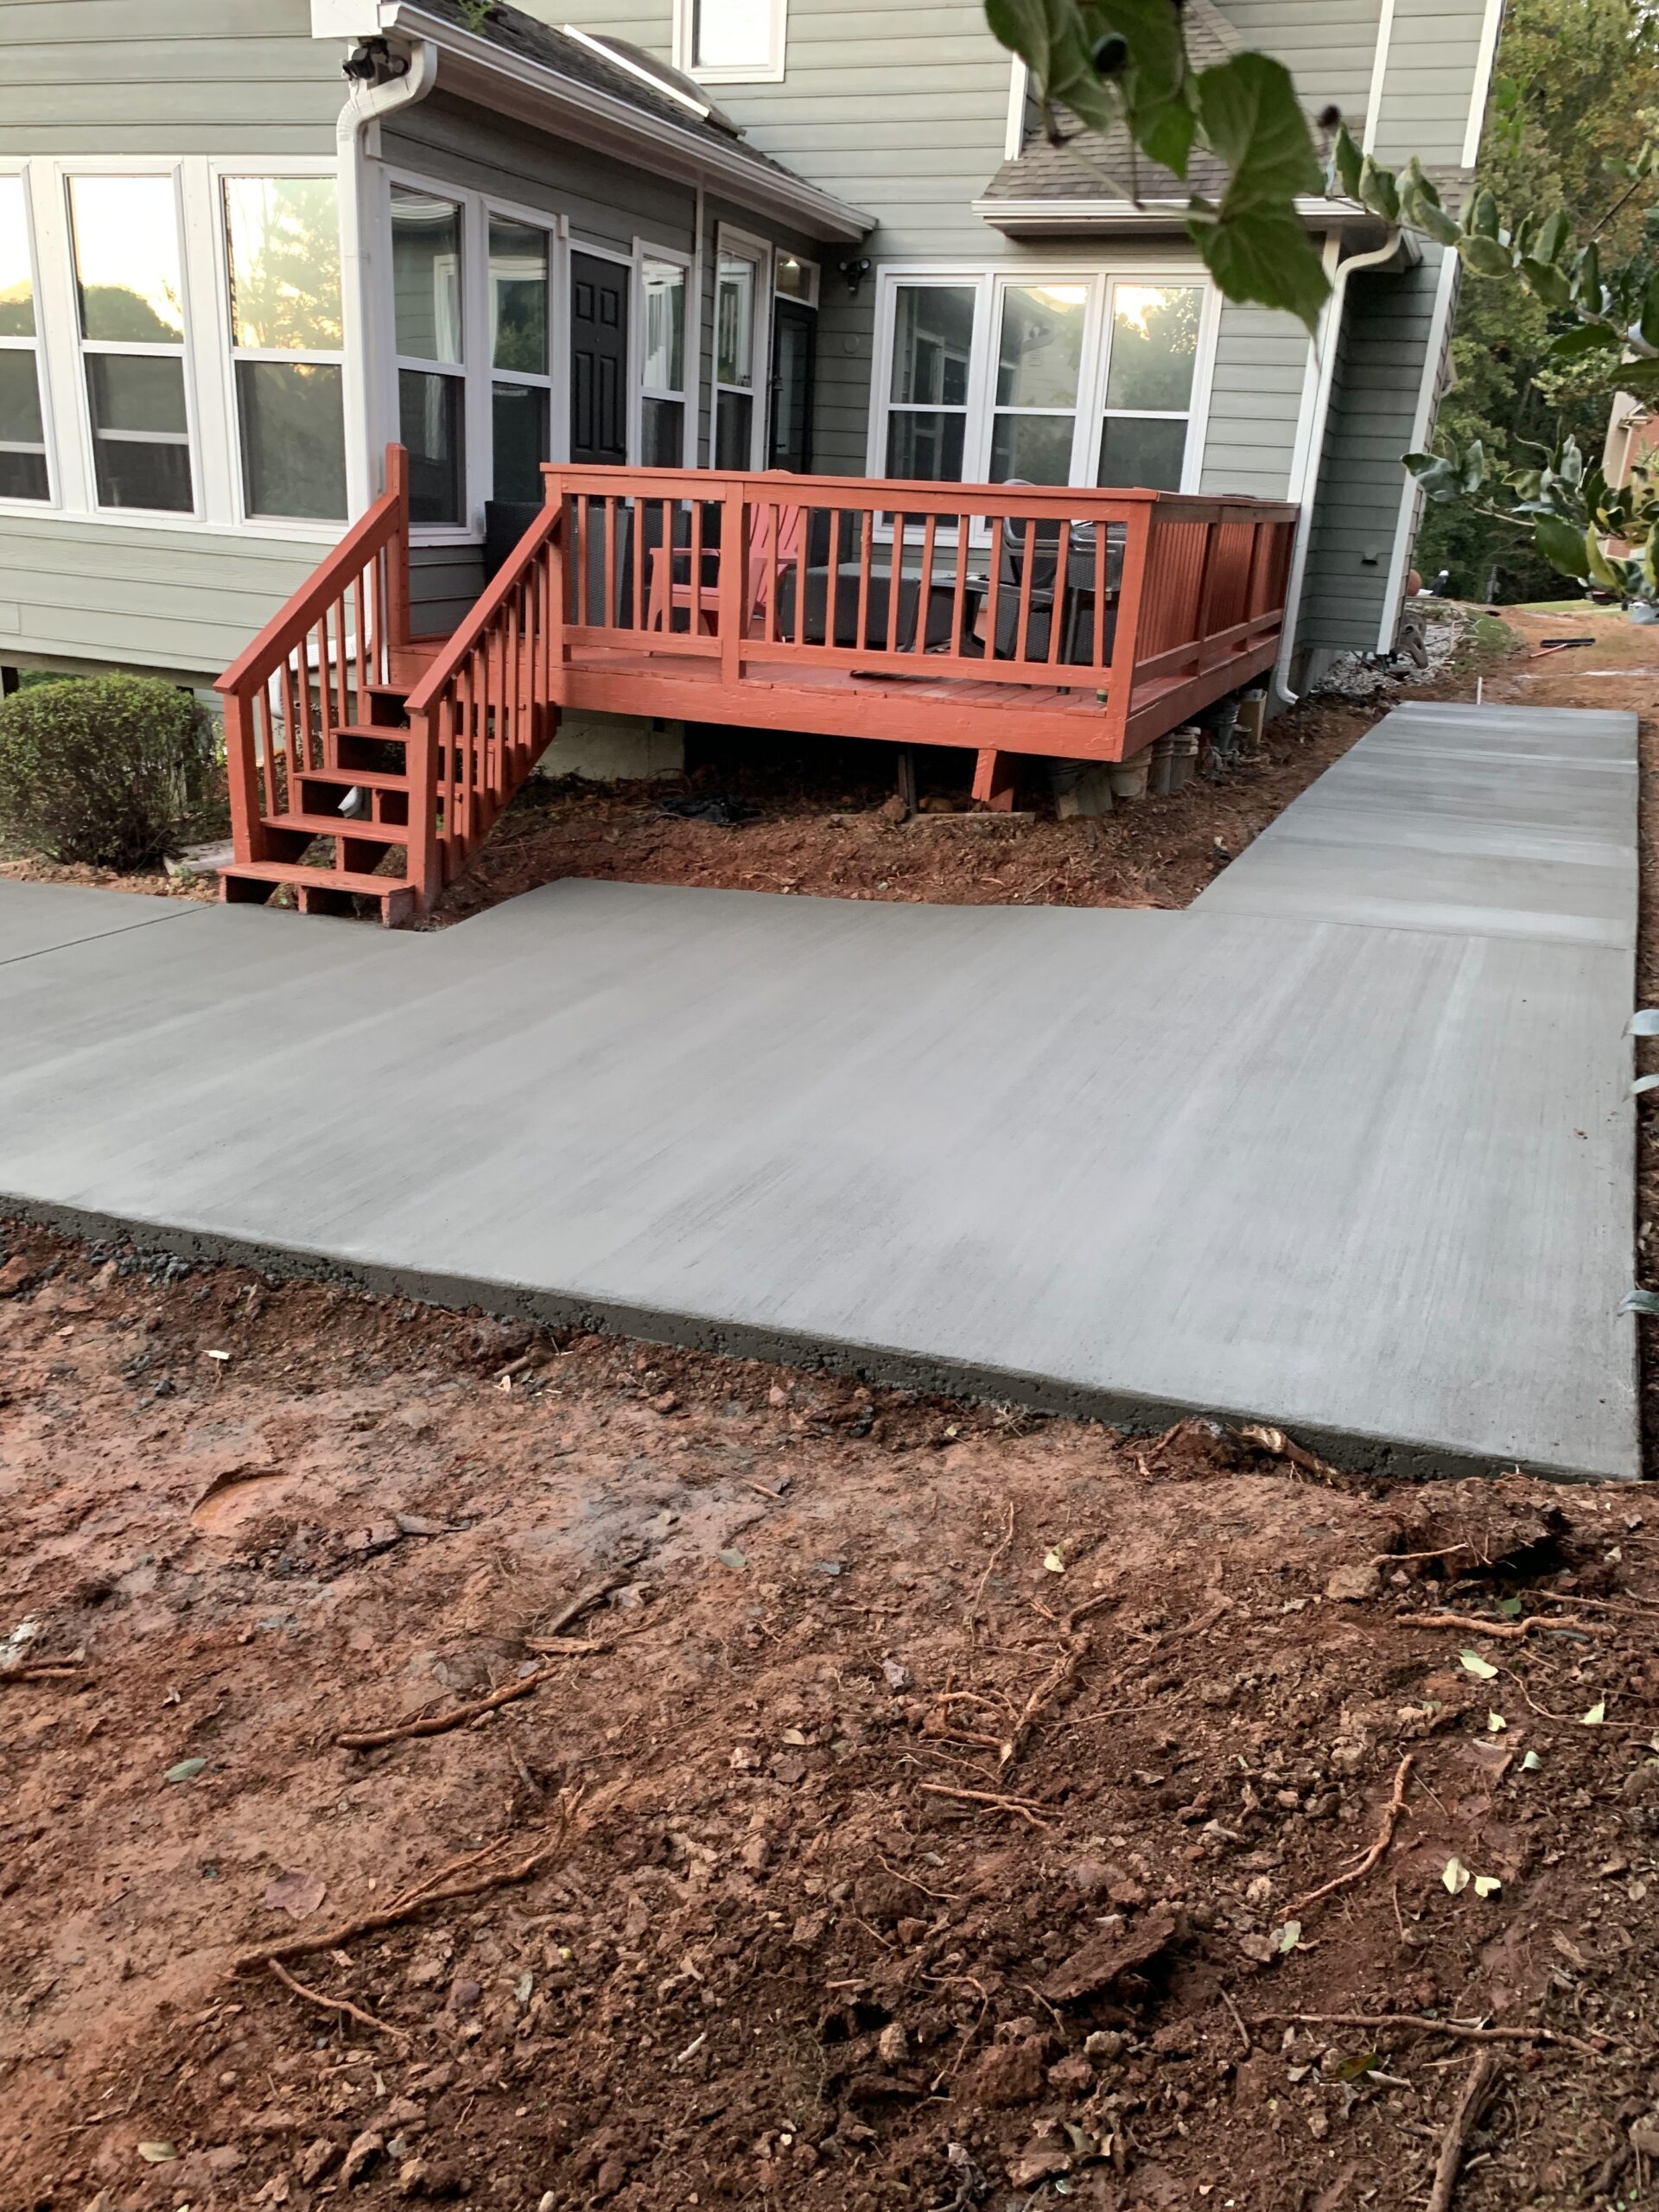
1192, 205, 1329, 329
1535, 512, 1592, 580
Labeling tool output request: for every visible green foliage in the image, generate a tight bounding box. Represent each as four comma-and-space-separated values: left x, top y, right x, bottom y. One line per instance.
0, 675, 213, 869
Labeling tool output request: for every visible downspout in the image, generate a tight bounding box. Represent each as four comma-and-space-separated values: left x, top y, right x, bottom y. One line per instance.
337, 36, 435, 518
1272, 227, 1404, 708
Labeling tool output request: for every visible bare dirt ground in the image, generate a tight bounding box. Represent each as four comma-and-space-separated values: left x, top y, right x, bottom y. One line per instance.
7, 609, 1659, 2212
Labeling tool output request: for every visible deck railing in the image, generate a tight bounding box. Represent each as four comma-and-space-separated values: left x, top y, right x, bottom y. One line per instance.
539, 466, 1296, 757
215, 447, 410, 864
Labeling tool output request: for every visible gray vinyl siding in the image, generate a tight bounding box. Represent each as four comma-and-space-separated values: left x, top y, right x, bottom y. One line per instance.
1200, 303, 1312, 500
0, 0, 340, 157
1213, 0, 1384, 128
1297, 253, 1445, 656
410, 544, 486, 635
0, 515, 326, 680
1371, 0, 1492, 167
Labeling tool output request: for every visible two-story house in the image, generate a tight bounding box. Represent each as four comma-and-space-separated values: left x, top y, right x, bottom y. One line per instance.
0, 0, 1501, 764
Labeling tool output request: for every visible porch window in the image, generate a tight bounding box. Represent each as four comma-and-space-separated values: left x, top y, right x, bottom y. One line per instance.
68, 174, 194, 514
639, 255, 688, 466
990, 282, 1087, 486
489, 215, 551, 505
391, 186, 465, 527
679, 0, 785, 81
714, 244, 760, 469
1096, 283, 1202, 492
223, 176, 346, 522
0, 174, 48, 503
884, 283, 975, 482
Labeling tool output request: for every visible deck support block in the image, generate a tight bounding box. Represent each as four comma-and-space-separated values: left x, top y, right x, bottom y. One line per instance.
973, 748, 1018, 811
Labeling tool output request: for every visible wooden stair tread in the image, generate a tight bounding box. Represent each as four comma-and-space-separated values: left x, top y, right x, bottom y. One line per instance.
328, 722, 409, 742
296, 766, 410, 791
223, 861, 414, 895
264, 811, 407, 842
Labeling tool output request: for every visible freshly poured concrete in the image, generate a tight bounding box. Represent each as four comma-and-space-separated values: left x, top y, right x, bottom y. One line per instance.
0, 699, 1640, 1479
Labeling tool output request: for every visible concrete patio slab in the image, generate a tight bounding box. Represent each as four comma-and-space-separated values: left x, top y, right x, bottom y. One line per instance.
0, 852, 1638, 1478
0, 879, 206, 965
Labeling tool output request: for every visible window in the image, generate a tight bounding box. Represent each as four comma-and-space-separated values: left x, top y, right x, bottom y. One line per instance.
714, 243, 761, 469
678, 0, 785, 81
1097, 283, 1202, 492
773, 253, 817, 308
0, 174, 48, 502
873, 270, 1210, 494
639, 255, 687, 466
223, 176, 346, 522
69, 174, 193, 513
489, 215, 550, 505
991, 282, 1087, 486
884, 283, 975, 482
392, 186, 465, 526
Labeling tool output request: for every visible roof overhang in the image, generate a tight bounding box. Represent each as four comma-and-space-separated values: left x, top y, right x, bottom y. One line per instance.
311, 0, 873, 244
974, 194, 1395, 250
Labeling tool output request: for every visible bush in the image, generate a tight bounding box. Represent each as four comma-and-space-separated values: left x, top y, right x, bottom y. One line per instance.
0, 674, 214, 869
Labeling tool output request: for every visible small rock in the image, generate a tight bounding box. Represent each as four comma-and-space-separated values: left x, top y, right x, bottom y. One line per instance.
741, 1834, 773, 1872
1631, 2117, 1659, 2158
876, 2022, 909, 2066
406, 2062, 454, 2095
1047, 2053, 1094, 2095
1325, 1562, 1380, 1603
877, 792, 908, 824
1084, 2030, 1126, 2061
343, 1523, 402, 1554
964, 2034, 1047, 2107
341, 2129, 385, 2186
0, 1256, 33, 1297
1008, 2144, 1071, 2188
880, 1658, 911, 1692
297, 2139, 340, 2185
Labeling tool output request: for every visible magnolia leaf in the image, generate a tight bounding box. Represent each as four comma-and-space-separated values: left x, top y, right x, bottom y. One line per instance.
1357, 153, 1401, 224
1471, 186, 1500, 238
1443, 1856, 1471, 1895
1459, 232, 1513, 278
1406, 194, 1462, 250
1332, 122, 1364, 200
137, 2142, 177, 2164
1535, 208, 1573, 263
1534, 512, 1592, 580
1472, 1873, 1503, 1898
1459, 1649, 1499, 1681
1522, 1750, 1544, 1772
1488, 1710, 1508, 1732
164, 1757, 207, 1783
1576, 239, 1604, 313
1550, 321, 1625, 362
1520, 256, 1574, 310
1585, 528, 1625, 592
1620, 1289, 1659, 1317
1581, 1700, 1607, 1726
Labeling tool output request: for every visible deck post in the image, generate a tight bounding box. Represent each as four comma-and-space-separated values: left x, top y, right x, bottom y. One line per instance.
223, 690, 270, 864
1109, 503, 1156, 760
973, 748, 1018, 810
385, 442, 410, 652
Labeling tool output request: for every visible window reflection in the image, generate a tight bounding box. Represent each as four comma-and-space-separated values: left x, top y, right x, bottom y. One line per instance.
225, 177, 341, 352
70, 175, 185, 343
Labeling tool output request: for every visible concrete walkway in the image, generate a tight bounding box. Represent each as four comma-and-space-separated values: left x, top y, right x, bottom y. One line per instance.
0, 700, 1639, 1479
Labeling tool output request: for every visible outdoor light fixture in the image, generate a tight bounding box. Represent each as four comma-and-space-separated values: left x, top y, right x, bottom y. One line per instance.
837, 256, 872, 297
342, 37, 407, 81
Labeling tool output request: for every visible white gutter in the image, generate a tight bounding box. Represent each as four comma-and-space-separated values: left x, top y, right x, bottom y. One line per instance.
1273, 228, 1408, 708
352, 1, 871, 244
334, 35, 436, 518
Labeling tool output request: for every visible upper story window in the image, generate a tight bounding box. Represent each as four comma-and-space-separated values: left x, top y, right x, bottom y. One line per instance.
677, 0, 785, 83
224, 176, 346, 522
68, 173, 194, 514
0, 174, 49, 503
391, 185, 466, 526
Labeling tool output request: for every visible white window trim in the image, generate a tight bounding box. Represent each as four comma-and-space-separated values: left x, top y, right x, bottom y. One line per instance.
714, 222, 771, 473
0, 163, 58, 514
383, 165, 569, 543
673, 0, 787, 85
632, 236, 696, 467
772, 251, 818, 309
208, 161, 349, 536
62, 161, 204, 527
866, 260, 1222, 502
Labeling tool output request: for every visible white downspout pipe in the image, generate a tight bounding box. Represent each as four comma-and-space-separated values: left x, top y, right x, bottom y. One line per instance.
1272, 227, 1405, 708
337, 37, 435, 518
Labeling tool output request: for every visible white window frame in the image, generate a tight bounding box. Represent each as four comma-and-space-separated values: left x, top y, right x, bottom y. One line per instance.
713, 222, 771, 473
772, 251, 818, 309
0, 163, 57, 512
867, 261, 1222, 504
632, 235, 696, 467
381, 165, 568, 543
673, 0, 786, 85
210, 162, 349, 533
64, 161, 203, 525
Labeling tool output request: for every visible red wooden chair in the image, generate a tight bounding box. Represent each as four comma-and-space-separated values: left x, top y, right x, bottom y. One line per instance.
645, 492, 804, 637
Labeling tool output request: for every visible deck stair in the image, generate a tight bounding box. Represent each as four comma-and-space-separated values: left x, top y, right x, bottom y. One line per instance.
216, 445, 1294, 926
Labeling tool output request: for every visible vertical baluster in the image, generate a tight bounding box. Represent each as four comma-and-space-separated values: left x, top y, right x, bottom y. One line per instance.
886, 510, 905, 656
918, 514, 937, 658
1014, 519, 1037, 669
1092, 522, 1108, 671
352, 572, 368, 723
334, 594, 349, 733
793, 505, 808, 653
1051, 519, 1071, 669
855, 505, 873, 655
575, 495, 589, 626
764, 502, 779, 643
985, 517, 1004, 669
631, 496, 645, 639
689, 497, 705, 641
280, 660, 301, 812
827, 506, 845, 650
949, 505, 967, 662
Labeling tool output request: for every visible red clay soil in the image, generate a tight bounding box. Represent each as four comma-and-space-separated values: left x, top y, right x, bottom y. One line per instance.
4, 1223, 1659, 2212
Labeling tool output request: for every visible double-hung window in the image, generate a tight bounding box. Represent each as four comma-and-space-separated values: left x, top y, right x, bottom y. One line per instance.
0, 174, 48, 503
884, 283, 976, 482
990, 282, 1088, 485
639, 254, 688, 465
714, 242, 762, 469
223, 175, 347, 522
677, 0, 785, 81
489, 215, 550, 505
68, 173, 194, 514
392, 185, 466, 526
1096, 282, 1203, 489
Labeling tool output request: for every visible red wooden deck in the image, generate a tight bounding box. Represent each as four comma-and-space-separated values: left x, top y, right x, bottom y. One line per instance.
214, 449, 1296, 922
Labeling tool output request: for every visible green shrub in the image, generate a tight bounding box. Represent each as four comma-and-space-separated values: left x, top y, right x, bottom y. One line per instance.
0, 674, 213, 869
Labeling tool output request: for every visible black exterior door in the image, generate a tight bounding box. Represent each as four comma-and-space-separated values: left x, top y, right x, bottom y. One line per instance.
768, 298, 816, 473
569, 251, 629, 466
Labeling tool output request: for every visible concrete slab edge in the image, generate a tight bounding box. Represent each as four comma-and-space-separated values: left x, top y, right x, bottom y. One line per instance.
2, 1196, 1636, 1488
